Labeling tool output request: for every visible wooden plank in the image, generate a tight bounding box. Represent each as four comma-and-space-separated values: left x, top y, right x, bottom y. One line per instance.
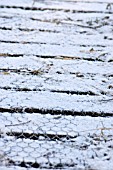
0, 5, 113, 61
0, 0, 113, 169
0, 112, 113, 136
0, 56, 112, 96
0, 124, 113, 169
0, 0, 113, 13
0, 9, 112, 33
0, 71, 113, 97
0, 29, 113, 47
0, 56, 112, 75
0, 42, 113, 61
0, 89, 113, 115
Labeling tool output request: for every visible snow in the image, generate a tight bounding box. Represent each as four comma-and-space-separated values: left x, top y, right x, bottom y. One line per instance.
0, 0, 113, 169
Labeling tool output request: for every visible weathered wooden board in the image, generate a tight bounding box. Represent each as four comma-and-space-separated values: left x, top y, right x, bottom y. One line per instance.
0, 112, 113, 169
0, 0, 113, 169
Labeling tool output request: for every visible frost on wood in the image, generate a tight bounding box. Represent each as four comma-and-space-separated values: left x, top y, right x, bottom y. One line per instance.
0, 0, 113, 169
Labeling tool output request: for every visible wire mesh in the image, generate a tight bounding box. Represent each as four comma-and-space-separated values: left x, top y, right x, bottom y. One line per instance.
0, 0, 113, 169
0, 111, 113, 169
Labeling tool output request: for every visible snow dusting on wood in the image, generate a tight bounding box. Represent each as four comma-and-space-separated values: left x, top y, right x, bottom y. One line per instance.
0, 0, 113, 169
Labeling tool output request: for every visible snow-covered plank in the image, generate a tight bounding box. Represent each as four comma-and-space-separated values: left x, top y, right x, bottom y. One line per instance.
0, 0, 113, 13
0, 125, 113, 169
0, 55, 113, 75
0, 68, 113, 96
0, 0, 113, 62
0, 0, 113, 169
0, 89, 113, 115
0, 9, 113, 34
0, 29, 113, 48
0, 112, 113, 137
0, 42, 113, 61
0, 56, 113, 96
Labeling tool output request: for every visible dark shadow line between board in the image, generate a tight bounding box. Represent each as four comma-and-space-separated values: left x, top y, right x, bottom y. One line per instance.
0, 53, 109, 62
0, 107, 113, 117
0, 86, 100, 96
0, 5, 113, 14
0, 40, 109, 48
0, 26, 60, 34
0, 40, 110, 48
6, 131, 78, 141
6, 159, 78, 169
0, 40, 60, 46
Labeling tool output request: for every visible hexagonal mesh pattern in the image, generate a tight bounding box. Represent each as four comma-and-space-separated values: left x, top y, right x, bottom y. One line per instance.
0, 0, 113, 169
0, 111, 113, 169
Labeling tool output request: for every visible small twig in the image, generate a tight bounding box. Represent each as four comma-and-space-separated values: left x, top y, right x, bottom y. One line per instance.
5, 120, 31, 127
76, 127, 113, 133
99, 98, 113, 102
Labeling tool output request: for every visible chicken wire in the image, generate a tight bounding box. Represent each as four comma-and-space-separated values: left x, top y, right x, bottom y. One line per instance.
0, 111, 113, 169
0, 0, 113, 169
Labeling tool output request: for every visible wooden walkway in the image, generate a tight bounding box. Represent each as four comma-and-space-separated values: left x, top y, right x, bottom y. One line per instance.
0, 0, 113, 169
